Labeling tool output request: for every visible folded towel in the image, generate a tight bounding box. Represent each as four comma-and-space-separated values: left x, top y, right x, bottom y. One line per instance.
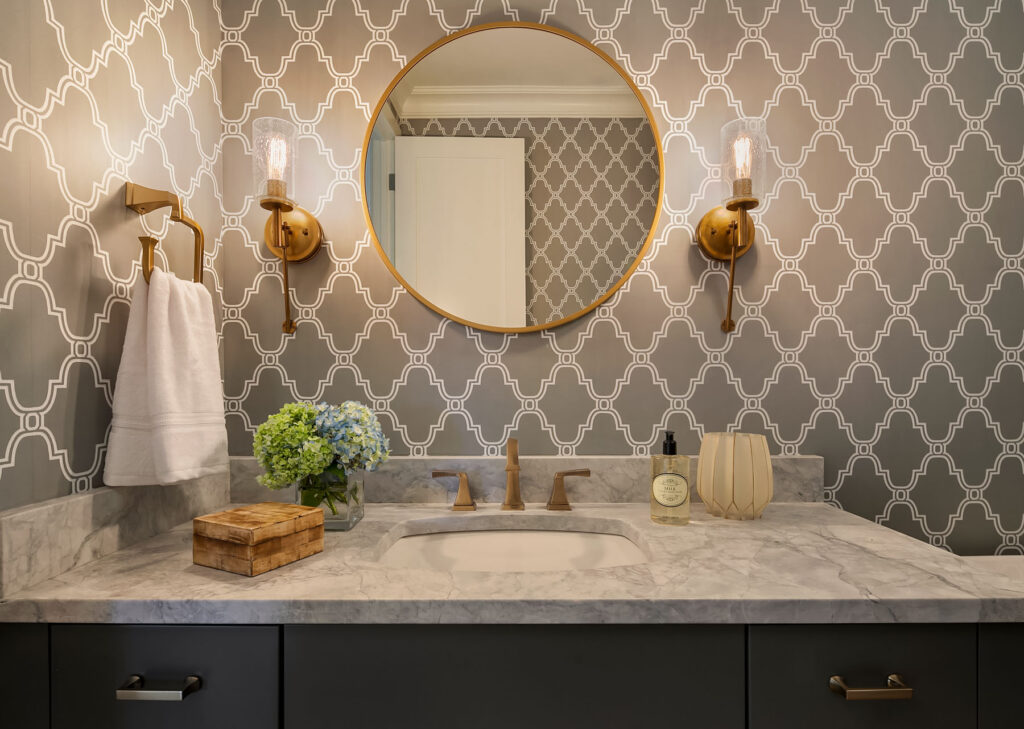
104, 268, 228, 486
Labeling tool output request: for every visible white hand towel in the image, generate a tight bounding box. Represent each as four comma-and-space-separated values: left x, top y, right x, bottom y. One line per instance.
104, 269, 228, 486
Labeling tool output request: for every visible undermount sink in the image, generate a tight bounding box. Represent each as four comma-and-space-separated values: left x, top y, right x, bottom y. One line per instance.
380, 528, 648, 572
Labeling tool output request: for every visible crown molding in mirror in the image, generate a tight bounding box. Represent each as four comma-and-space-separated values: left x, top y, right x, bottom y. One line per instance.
361, 21, 665, 334
396, 84, 644, 119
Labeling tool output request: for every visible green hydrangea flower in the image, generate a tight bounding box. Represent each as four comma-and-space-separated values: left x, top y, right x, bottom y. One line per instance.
252, 402, 334, 489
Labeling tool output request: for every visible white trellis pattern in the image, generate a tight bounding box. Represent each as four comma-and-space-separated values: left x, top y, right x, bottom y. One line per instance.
0, 0, 224, 508
0, 0, 1022, 556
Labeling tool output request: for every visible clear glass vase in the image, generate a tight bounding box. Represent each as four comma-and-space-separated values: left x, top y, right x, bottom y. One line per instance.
297, 470, 364, 531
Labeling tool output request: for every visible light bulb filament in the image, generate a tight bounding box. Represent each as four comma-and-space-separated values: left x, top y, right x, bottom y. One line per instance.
733, 135, 751, 180
268, 136, 288, 182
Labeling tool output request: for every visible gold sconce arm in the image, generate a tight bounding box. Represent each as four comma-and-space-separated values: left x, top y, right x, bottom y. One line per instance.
696, 204, 757, 333
260, 200, 323, 335
280, 218, 295, 334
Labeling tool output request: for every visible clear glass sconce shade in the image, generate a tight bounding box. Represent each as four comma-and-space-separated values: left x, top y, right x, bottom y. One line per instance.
720, 117, 767, 210
253, 117, 297, 202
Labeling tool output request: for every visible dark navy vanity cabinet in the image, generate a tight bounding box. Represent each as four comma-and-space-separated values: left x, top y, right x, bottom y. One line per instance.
48, 625, 278, 729
979, 624, 1024, 729
0, 624, 49, 729
284, 624, 745, 729
749, 624, 977, 729
3, 622, 1021, 728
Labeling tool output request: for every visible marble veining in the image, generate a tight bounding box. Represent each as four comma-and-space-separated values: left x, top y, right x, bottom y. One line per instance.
2, 502, 1022, 625
0, 473, 229, 599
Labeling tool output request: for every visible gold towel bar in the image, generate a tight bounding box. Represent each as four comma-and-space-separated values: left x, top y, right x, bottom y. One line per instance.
125, 182, 204, 284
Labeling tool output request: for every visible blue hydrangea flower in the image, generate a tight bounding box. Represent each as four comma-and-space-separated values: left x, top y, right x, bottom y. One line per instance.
314, 400, 390, 473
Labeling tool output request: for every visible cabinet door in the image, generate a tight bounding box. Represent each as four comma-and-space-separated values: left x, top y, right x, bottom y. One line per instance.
749, 624, 976, 729
0, 624, 49, 729
979, 624, 1024, 728
285, 624, 745, 729
51, 625, 279, 729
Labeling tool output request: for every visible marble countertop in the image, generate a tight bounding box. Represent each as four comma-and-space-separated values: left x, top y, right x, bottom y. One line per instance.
1, 503, 1022, 624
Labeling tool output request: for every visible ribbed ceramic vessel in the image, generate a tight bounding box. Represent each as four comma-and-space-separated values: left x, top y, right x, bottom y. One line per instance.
697, 433, 773, 519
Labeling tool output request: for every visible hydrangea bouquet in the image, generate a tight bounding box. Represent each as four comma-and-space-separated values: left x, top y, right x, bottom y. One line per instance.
253, 401, 390, 518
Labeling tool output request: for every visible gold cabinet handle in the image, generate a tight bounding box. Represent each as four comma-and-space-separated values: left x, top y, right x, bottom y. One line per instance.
829, 674, 913, 701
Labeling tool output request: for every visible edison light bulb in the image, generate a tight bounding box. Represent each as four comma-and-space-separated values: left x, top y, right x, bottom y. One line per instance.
733, 135, 752, 180
267, 136, 288, 184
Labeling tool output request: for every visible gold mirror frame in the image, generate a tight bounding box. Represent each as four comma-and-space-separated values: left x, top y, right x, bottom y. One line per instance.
361, 21, 665, 333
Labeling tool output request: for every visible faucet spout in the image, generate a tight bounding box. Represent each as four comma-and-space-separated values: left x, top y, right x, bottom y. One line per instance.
501, 438, 524, 510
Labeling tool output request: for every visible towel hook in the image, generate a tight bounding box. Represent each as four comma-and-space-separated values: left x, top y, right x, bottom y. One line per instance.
125, 182, 204, 284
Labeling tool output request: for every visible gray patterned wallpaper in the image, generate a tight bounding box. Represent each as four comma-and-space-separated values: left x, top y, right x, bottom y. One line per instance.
219, 0, 1024, 556
0, 1, 1021, 556
0, 0, 224, 511
398, 116, 659, 325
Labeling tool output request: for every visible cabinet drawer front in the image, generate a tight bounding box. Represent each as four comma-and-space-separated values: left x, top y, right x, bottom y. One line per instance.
0, 624, 49, 729
285, 624, 745, 729
979, 624, 1024, 729
749, 624, 976, 729
51, 625, 279, 729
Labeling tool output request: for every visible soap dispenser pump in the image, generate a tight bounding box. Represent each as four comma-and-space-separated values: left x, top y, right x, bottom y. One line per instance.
650, 431, 690, 525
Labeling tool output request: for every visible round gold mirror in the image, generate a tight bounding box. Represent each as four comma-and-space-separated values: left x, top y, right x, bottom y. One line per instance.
362, 22, 663, 332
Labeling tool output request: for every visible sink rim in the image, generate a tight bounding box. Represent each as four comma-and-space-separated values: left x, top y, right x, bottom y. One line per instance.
373, 511, 653, 564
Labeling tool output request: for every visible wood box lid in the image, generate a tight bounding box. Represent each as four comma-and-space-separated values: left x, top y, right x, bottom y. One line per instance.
193, 502, 324, 546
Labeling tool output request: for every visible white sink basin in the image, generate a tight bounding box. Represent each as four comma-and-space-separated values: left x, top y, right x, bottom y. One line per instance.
380, 529, 648, 572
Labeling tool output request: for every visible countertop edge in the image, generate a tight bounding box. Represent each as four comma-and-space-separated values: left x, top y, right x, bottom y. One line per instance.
2, 596, 1022, 625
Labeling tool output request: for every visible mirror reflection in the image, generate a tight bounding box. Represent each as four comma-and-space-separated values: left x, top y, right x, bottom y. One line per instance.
365, 26, 660, 330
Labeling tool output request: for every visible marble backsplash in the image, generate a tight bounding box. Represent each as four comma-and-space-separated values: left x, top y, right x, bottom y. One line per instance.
0, 473, 229, 599
230, 455, 823, 506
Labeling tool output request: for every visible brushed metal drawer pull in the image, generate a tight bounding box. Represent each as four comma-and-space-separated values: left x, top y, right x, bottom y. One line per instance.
116, 674, 202, 701
829, 674, 913, 701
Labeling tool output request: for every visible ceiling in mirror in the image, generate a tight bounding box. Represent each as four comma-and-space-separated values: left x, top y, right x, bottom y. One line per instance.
363, 23, 663, 332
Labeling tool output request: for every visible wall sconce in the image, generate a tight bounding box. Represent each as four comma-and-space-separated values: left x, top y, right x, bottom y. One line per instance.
695, 118, 767, 333
253, 117, 323, 334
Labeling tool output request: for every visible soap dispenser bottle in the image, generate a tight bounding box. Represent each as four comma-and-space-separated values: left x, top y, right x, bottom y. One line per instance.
650, 431, 690, 525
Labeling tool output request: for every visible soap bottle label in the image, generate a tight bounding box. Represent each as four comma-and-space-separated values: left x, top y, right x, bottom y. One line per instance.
652, 473, 688, 507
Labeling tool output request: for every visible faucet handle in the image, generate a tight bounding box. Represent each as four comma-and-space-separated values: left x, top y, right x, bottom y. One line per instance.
547, 469, 591, 511
432, 470, 475, 511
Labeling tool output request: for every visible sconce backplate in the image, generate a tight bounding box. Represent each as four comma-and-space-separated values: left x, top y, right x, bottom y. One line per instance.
263, 206, 323, 262
695, 205, 755, 261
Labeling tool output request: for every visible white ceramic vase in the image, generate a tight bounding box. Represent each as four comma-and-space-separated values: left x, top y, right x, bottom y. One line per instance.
696, 432, 773, 519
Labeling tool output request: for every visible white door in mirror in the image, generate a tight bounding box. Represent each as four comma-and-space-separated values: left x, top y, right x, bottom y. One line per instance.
395, 136, 526, 327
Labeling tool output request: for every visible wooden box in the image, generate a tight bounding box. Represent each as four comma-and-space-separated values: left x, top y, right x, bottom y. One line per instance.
193, 502, 324, 576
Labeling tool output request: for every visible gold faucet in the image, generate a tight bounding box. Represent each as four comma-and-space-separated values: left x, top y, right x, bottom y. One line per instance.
501, 438, 524, 510
432, 470, 475, 511
546, 469, 590, 511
